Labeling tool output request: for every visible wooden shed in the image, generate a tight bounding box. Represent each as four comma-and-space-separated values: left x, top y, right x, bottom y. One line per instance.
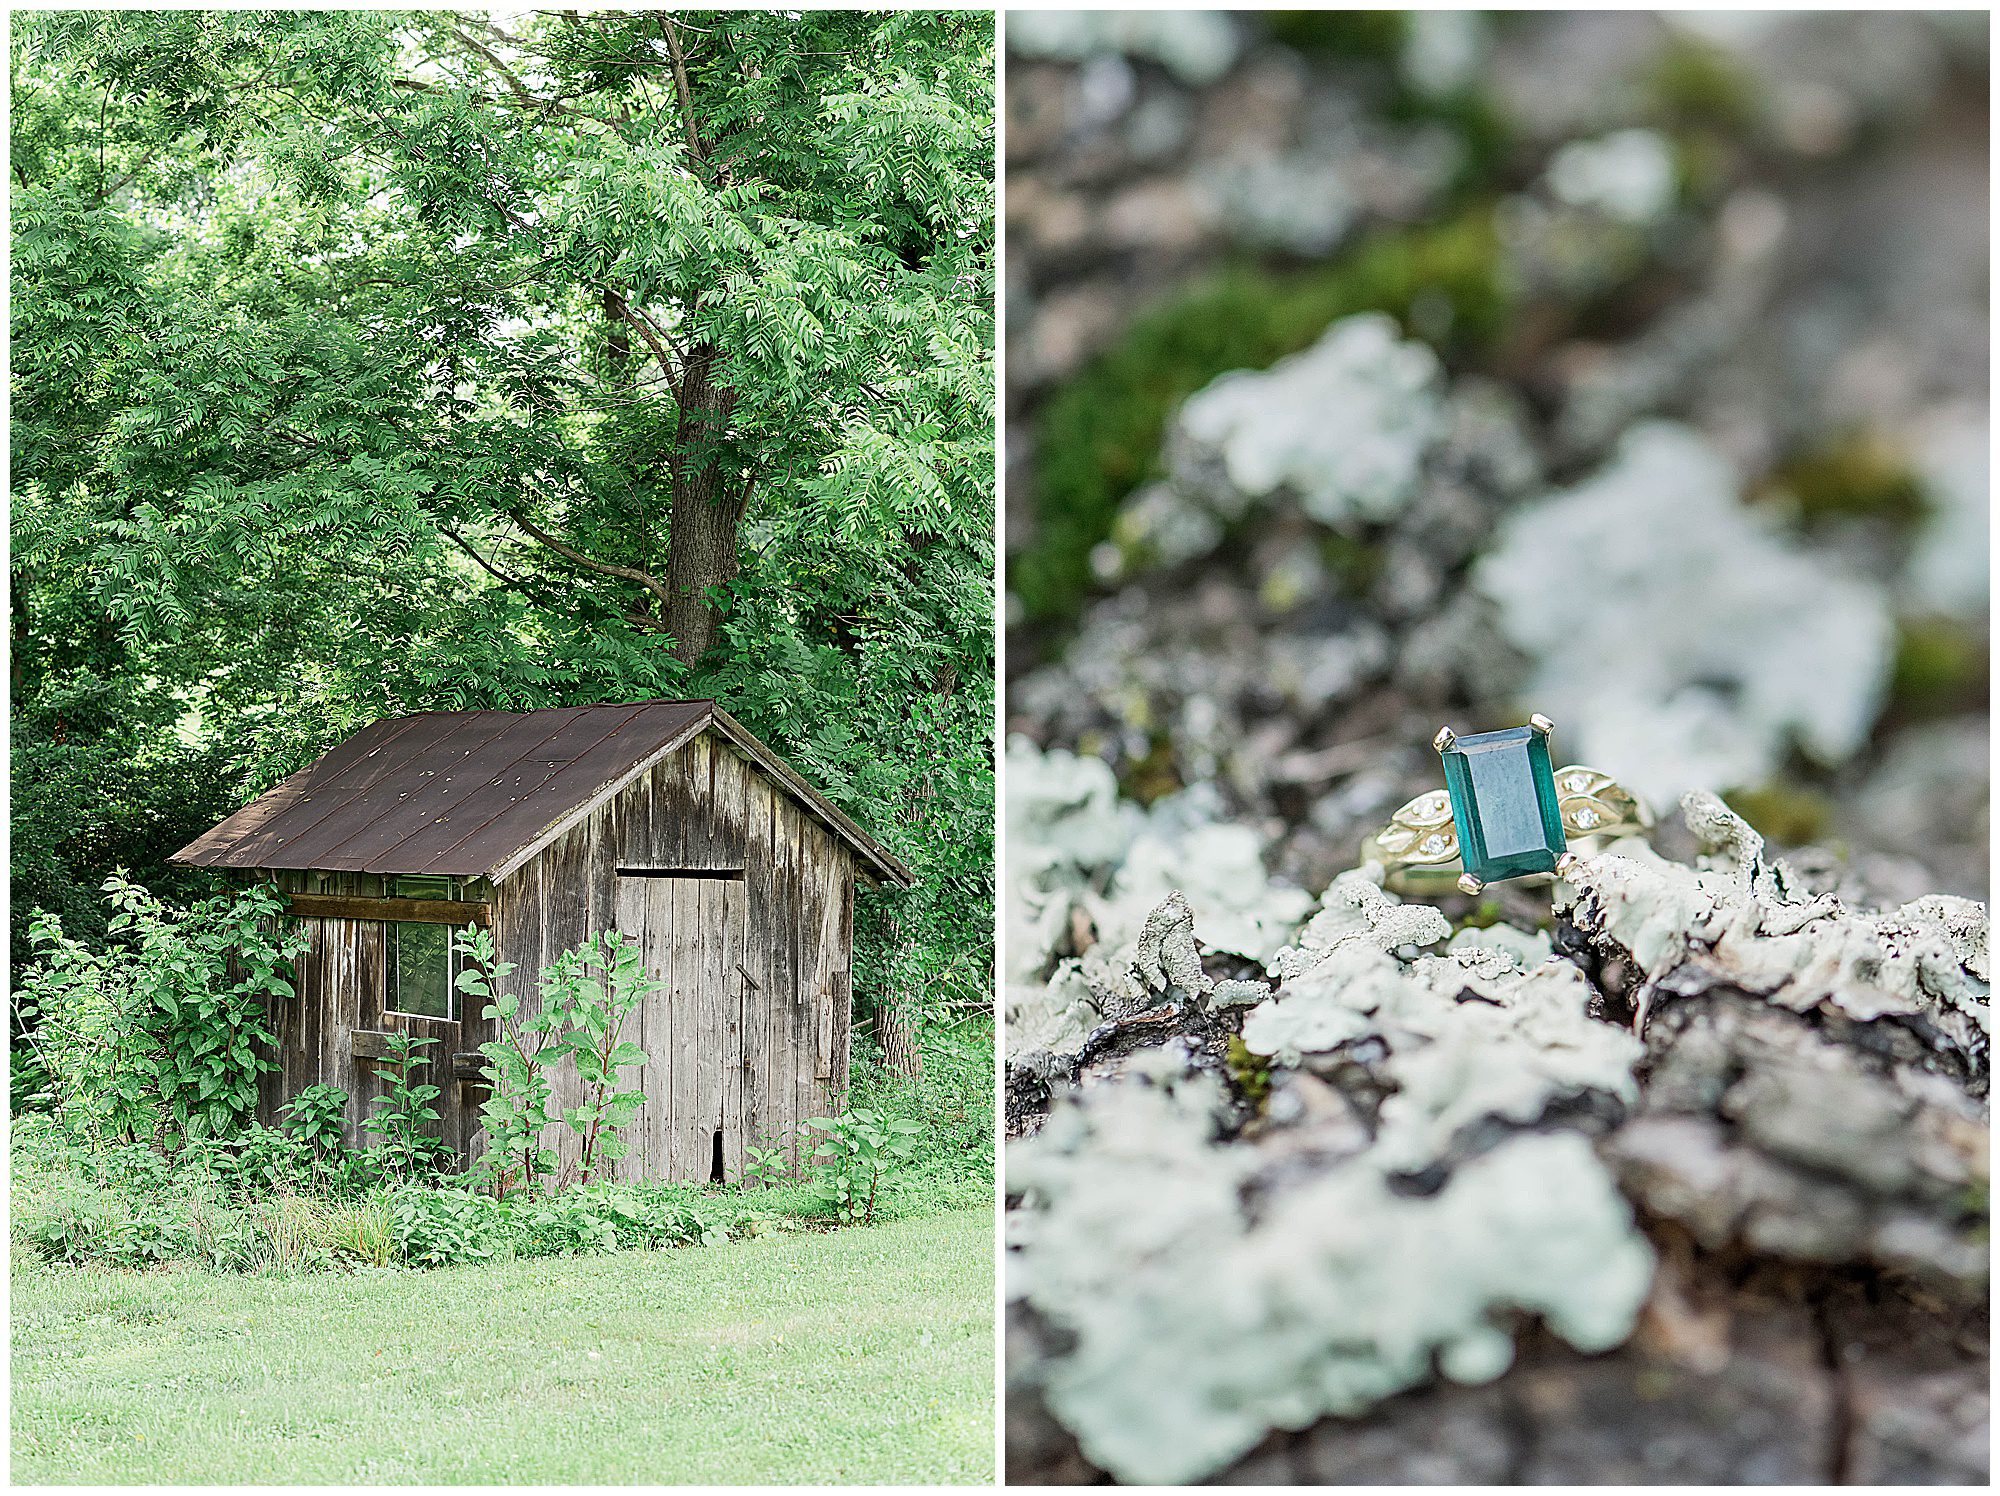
172, 700, 913, 1184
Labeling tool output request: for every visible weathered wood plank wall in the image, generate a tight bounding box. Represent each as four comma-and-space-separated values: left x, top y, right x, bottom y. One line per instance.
260, 729, 862, 1184
489, 731, 858, 1184
259, 869, 496, 1162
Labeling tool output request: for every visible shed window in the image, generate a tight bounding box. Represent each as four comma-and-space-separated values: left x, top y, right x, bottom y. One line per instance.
393, 875, 457, 899
389, 923, 454, 1020
385, 877, 457, 1021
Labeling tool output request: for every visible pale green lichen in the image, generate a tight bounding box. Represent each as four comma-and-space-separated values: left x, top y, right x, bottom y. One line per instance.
1178, 313, 1446, 529
1475, 421, 1895, 802
1005, 965, 1105, 1059
1245, 875, 1644, 1171
1010, 1070, 1655, 1484
1543, 128, 1679, 224
1004, 735, 1143, 986
1103, 819, 1314, 966
1011, 873, 1655, 1483
1006, 737, 1313, 1057
1566, 791, 1990, 1034
1110, 314, 1452, 572
1006, 9, 1242, 85
1270, 868, 1454, 977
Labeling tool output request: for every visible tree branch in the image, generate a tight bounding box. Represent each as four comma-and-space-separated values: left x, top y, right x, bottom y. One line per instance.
657, 14, 710, 169
447, 26, 540, 111
508, 508, 675, 619
601, 288, 681, 379
390, 74, 625, 129
443, 527, 553, 604
95, 82, 111, 201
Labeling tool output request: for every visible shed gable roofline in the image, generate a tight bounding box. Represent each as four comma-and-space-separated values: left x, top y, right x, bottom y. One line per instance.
487, 708, 913, 887
171, 701, 913, 888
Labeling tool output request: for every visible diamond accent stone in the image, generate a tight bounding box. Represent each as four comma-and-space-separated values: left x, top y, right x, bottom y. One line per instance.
1419, 833, 1449, 856
1565, 773, 1591, 792
1573, 806, 1601, 829
1413, 792, 1447, 818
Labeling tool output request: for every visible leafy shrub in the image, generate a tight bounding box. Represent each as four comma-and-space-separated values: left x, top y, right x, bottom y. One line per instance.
742, 1140, 794, 1190
387, 1183, 500, 1268
549, 933, 655, 1184
362, 1033, 449, 1182
15, 876, 306, 1147
803, 1106, 926, 1225
507, 1183, 743, 1256
455, 927, 555, 1197
214, 1124, 319, 1197
272, 1085, 382, 1192
842, 1013, 996, 1219
458, 925, 654, 1194
11, 1121, 764, 1274
281, 1083, 350, 1156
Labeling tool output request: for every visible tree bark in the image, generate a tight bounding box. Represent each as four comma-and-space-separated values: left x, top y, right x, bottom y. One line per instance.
877, 997, 923, 1082
663, 341, 744, 666
874, 912, 924, 1081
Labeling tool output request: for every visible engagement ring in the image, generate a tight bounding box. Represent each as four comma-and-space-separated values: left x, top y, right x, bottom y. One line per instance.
1361, 716, 1651, 896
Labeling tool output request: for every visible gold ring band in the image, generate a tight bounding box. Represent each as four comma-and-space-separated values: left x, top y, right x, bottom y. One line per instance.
1362, 763, 1652, 896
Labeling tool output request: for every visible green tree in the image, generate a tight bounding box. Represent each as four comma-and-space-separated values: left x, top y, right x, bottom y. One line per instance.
11, 10, 995, 1075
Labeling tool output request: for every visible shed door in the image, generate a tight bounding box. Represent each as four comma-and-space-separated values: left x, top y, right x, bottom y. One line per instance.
616, 874, 750, 1184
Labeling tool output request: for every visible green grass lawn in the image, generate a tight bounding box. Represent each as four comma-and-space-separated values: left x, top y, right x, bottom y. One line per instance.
12, 1207, 995, 1485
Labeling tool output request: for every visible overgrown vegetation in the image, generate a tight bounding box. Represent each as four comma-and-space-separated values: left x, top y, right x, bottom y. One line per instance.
12, 877, 985, 1275
15, 878, 304, 1147
361, 1033, 451, 1182
10, 9, 994, 1297
11, 7, 994, 1096
13, 1117, 766, 1273
803, 1107, 927, 1225
1012, 209, 1511, 626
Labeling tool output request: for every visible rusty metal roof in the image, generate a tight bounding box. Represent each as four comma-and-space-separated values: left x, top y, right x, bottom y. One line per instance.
172, 701, 912, 886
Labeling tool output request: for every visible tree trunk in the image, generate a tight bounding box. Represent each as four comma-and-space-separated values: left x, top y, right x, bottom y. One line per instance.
877, 995, 923, 1082
664, 342, 743, 667
874, 911, 923, 1081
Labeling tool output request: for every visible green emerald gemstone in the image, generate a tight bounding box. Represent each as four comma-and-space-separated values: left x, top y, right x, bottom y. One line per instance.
1440, 726, 1567, 885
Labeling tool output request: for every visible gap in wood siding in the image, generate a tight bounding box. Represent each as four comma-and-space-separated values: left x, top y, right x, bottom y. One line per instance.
616, 866, 745, 880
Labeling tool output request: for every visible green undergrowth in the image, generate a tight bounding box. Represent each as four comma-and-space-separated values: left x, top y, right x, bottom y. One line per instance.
12, 1016, 993, 1274
841, 1012, 995, 1219
11, 1117, 776, 1274
1013, 208, 1511, 628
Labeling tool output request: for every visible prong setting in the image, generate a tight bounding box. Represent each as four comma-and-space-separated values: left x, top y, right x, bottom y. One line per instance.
1456, 872, 1484, 896
1529, 713, 1555, 737
1432, 725, 1457, 754
1556, 852, 1584, 880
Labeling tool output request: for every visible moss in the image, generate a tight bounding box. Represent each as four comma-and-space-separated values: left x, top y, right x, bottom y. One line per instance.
1017, 208, 1511, 626
1889, 616, 1990, 723
1646, 33, 1759, 134
1319, 532, 1386, 596
1224, 1035, 1272, 1110
1457, 900, 1505, 931
1119, 732, 1184, 807
1763, 431, 1930, 532
1262, 10, 1407, 61
1723, 782, 1835, 847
